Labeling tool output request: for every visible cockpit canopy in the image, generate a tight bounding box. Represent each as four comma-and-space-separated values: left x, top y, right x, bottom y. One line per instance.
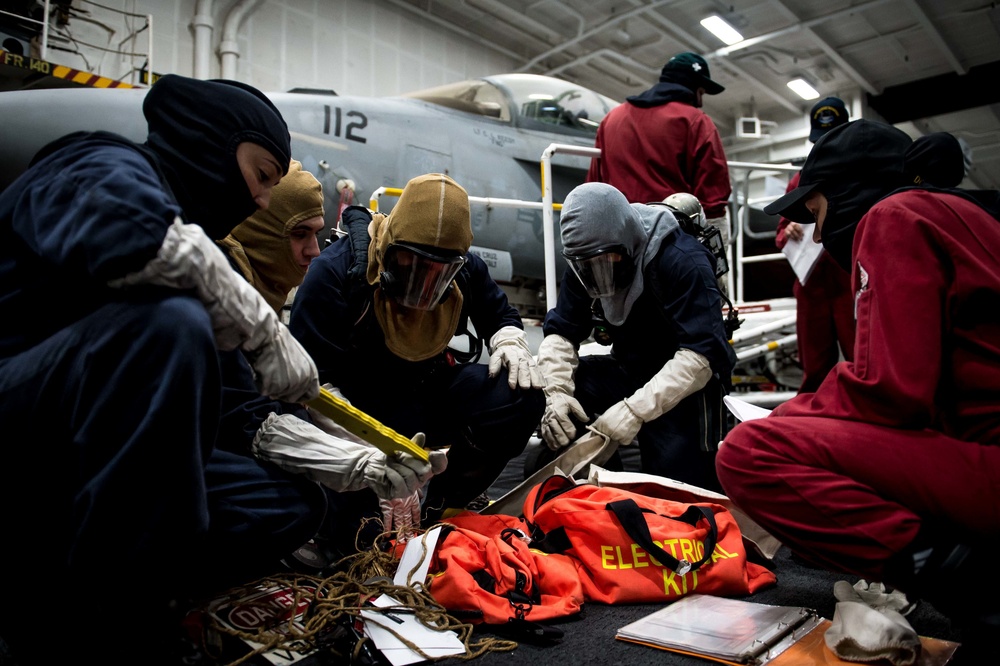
400, 73, 619, 137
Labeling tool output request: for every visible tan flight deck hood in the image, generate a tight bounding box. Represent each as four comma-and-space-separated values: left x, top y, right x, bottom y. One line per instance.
219, 160, 324, 313
367, 173, 473, 362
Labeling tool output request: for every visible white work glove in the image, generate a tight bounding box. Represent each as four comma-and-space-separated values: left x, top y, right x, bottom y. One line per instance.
252, 413, 446, 500
536, 334, 587, 451
320, 384, 351, 404
379, 442, 447, 534
380, 492, 422, 537
589, 400, 643, 447
109, 219, 319, 403
834, 580, 916, 616
591, 349, 711, 447
304, 385, 369, 444
488, 325, 544, 390
542, 393, 588, 451
825, 601, 921, 666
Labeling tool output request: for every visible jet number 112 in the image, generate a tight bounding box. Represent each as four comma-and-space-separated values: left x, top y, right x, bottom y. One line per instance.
324, 105, 368, 144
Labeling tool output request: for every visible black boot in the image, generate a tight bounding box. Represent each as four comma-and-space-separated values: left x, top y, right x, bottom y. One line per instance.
885, 535, 1000, 664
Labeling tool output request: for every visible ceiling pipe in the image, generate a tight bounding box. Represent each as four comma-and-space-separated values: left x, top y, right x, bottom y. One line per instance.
706, 0, 892, 58
899, 0, 966, 74
766, 0, 883, 96
219, 0, 261, 80
545, 47, 656, 79
461, 0, 564, 46
380, 0, 521, 61
526, 0, 585, 36
516, 0, 680, 73
706, 0, 962, 96
517, 0, 797, 113
191, 0, 213, 79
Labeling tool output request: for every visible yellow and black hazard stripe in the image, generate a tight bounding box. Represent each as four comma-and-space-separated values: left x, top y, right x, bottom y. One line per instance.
1, 49, 135, 88
50, 63, 134, 88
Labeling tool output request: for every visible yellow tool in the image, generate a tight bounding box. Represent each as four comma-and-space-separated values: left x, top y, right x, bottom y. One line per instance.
305, 387, 429, 462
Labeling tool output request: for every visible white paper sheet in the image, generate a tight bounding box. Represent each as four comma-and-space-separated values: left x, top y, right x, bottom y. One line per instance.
781, 223, 824, 286
724, 395, 773, 422
392, 526, 442, 587
362, 594, 466, 666
351, 527, 468, 665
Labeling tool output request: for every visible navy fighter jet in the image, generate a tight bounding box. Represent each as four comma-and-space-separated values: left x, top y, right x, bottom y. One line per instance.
0, 73, 618, 314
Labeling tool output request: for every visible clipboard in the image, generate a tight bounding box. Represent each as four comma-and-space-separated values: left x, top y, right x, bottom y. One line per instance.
616, 594, 960, 666
305, 387, 429, 462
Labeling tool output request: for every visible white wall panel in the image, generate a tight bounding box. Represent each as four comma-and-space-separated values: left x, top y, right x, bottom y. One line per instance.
111, 0, 516, 95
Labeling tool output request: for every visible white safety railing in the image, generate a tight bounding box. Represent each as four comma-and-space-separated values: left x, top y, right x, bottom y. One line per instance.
540, 143, 602, 310
537, 148, 802, 309
730, 314, 797, 345
0, 0, 154, 86
368, 187, 552, 214
726, 161, 802, 304
365, 148, 803, 387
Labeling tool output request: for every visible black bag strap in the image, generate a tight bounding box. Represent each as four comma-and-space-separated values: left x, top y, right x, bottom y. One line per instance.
606, 498, 718, 574
527, 478, 720, 575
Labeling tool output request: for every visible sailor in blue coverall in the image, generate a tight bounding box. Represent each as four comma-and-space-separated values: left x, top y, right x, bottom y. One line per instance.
536, 182, 736, 491
0, 75, 322, 664
289, 174, 545, 527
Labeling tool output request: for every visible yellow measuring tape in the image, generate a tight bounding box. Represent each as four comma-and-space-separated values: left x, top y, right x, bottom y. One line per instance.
306, 387, 429, 462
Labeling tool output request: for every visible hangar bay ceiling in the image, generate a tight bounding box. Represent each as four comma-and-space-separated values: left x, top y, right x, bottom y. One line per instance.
387, 0, 1000, 191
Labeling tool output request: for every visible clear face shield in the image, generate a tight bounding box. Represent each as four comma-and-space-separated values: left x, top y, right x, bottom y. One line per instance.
563, 245, 635, 299
380, 242, 466, 310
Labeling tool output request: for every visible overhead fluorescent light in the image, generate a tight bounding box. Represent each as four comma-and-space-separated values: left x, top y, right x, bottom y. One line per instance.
700, 15, 744, 46
787, 78, 820, 100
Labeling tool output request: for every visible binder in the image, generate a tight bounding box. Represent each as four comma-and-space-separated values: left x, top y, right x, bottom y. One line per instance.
305, 387, 429, 462
615, 594, 959, 666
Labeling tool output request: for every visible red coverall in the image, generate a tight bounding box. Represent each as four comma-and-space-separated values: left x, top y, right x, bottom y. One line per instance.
585, 101, 731, 218
717, 189, 1000, 582
776, 172, 855, 392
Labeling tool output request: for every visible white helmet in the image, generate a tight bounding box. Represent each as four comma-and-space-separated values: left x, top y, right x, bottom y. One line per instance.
663, 192, 706, 231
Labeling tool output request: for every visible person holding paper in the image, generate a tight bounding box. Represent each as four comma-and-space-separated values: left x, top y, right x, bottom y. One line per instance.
717, 119, 1000, 662
774, 96, 854, 393
536, 182, 736, 491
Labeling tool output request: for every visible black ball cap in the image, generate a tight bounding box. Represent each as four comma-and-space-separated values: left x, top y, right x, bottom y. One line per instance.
763, 119, 911, 223
661, 52, 725, 95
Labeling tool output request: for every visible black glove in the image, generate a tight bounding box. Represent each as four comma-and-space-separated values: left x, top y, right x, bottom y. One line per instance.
341, 205, 374, 284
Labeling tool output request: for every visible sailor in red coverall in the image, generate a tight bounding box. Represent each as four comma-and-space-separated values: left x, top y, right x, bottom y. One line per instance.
717, 119, 1000, 662
586, 52, 731, 258
775, 97, 854, 392
775, 176, 855, 393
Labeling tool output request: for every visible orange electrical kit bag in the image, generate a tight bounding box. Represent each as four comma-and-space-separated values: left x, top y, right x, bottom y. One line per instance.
425, 512, 584, 626
522, 474, 777, 604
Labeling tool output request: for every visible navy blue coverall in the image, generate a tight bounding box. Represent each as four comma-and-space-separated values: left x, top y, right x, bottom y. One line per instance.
288, 226, 544, 518
0, 136, 323, 660
543, 229, 736, 490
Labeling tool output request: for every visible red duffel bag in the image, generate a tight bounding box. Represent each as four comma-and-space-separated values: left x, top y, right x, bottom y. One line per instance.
522, 474, 777, 604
